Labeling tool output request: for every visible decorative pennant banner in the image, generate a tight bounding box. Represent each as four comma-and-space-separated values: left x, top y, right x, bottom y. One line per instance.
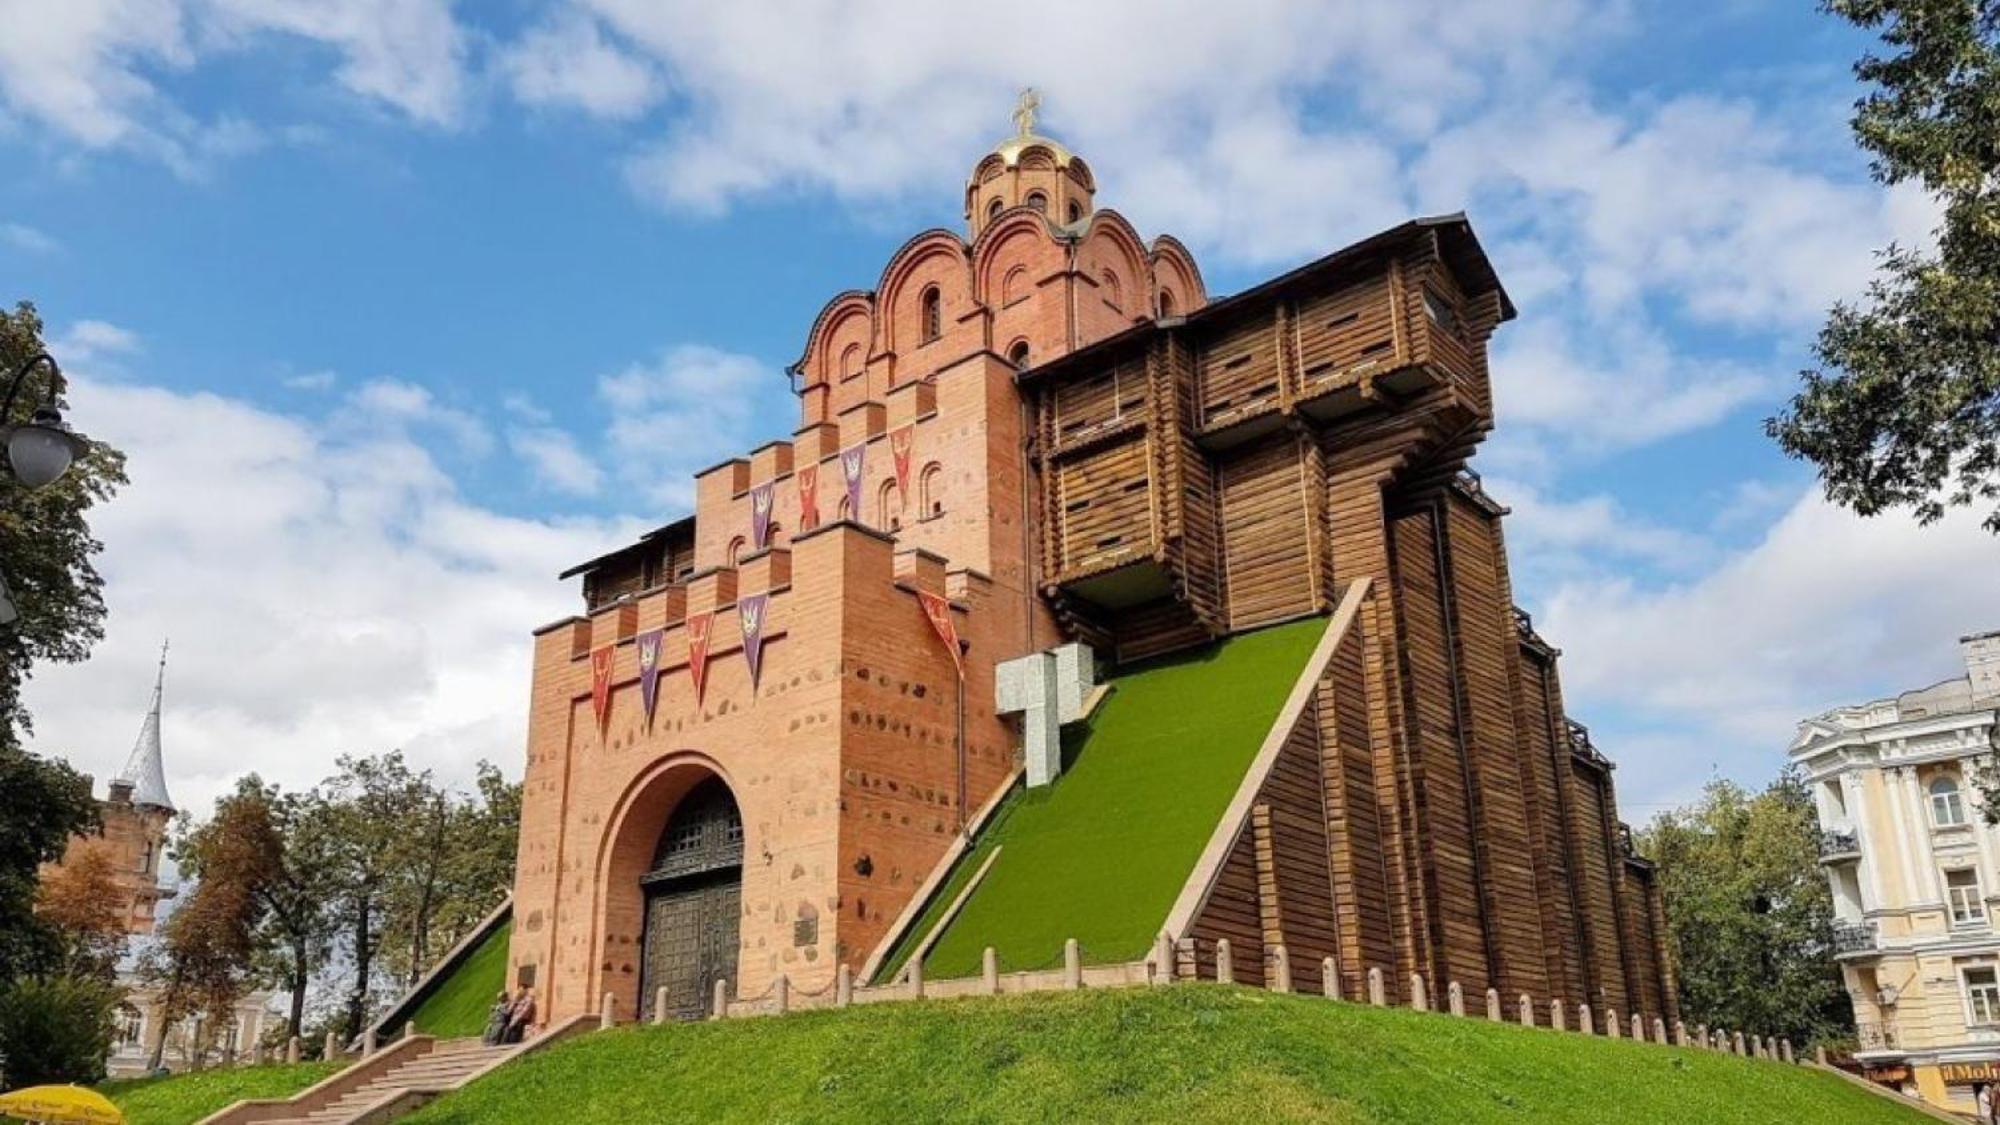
739, 593, 769, 690
890, 425, 915, 501
917, 590, 964, 679
840, 443, 866, 522
750, 482, 775, 550
589, 646, 615, 733
636, 629, 665, 730
797, 462, 821, 531
686, 613, 714, 705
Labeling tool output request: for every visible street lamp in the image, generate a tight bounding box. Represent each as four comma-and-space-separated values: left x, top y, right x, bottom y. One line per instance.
2, 351, 90, 489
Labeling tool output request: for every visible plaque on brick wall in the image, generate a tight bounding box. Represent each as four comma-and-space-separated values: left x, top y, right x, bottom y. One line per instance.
793, 916, 817, 947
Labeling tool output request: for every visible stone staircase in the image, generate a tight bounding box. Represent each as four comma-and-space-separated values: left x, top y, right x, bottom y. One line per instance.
198, 1016, 596, 1125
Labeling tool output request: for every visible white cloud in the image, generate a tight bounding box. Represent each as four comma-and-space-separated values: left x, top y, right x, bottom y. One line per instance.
1488, 477, 1714, 579
282, 369, 337, 391
508, 425, 602, 496
598, 344, 772, 508
1, 221, 61, 254
20, 372, 643, 817
55, 319, 144, 360
344, 377, 493, 458
200, 0, 467, 128
1539, 489, 2000, 796
501, 13, 660, 121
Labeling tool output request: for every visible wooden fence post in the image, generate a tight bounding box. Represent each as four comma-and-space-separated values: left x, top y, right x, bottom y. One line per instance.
324, 1029, 338, 1059
983, 948, 999, 995
1551, 999, 1565, 1031
910, 957, 925, 999
599, 992, 615, 1031
775, 975, 789, 1016
1518, 994, 1534, 1027
1578, 1004, 1593, 1035
1630, 1013, 1644, 1042
655, 986, 670, 1025
1410, 974, 1428, 1013
361, 1028, 377, 1057
1780, 1038, 1794, 1064
1154, 934, 1175, 985
1366, 967, 1385, 1006
1654, 1017, 1668, 1045
1604, 1008, 1620, 1039
1270, 946, 1291, 994
1322, 957, 1339, 1001
1446, 981, 1464, 1017
286, 1037, 300, 1065
1215, 939, 1234, 985
1815, 1044, 1828, 1066
712, 977, 728, 1020
1486, 988, 1501, 1021
836, 964, 853, 1008
1732, 1031, 1746, 1056
1063, 939, 1082, 990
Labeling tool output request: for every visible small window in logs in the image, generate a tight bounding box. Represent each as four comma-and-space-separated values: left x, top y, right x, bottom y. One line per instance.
1422, 287, 1459, 335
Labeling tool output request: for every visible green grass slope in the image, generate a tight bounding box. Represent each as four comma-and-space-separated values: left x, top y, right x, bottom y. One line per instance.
410, 919, 513, 1038
404, 986, 1924, 1125
881, 617, 1327, 981
98, 1060, 341, 1125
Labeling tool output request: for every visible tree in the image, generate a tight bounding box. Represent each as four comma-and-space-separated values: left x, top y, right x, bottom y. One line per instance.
1, 302, 128, 747
381, 761, 521, 987
1639, 772, 1852, 1047
318, 752, 434, 1039
34, 839, 128, 980
0, 743, 98, 982
0, 976, 120, 1089
1768, 2, 2000, 531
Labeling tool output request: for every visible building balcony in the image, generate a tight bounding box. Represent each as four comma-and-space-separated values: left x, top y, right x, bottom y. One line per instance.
1833, 920, 1880, 958
1817, 829, 1862, 863
1856, 1021, 1898, 1052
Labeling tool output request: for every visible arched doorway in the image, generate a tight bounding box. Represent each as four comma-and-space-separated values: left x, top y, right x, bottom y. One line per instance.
638, 776, 743, 1020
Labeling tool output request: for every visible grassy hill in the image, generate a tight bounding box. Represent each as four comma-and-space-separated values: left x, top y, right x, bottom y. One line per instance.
99, 1060, 341, 1125
402, 985, 1926, 1125
878, 617, 1328, 983
409, 919, 512, 1038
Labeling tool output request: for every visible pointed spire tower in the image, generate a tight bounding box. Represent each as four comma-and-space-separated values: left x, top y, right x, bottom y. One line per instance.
118, 640, 174, 812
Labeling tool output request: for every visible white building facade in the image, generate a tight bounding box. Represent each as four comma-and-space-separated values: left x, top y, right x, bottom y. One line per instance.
1790, 629, 2000, 1113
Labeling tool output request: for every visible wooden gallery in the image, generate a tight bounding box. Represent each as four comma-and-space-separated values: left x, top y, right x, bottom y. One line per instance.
501, 111, 1677, 1033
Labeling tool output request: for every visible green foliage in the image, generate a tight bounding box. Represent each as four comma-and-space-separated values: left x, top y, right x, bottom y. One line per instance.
409, 920, 512, 1038
0, 974, 121, 1089
1638, 773, 1851, 1048
99, 1060, 341, 1125
0, 301, 128, 746
883, 618, 1327, 982
1770, 2, 2000, 530
403, 986, 1928, 1125
0, 742, 99, 981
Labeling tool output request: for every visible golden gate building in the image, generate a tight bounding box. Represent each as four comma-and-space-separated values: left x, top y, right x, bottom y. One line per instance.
507, 112, 1677, 1029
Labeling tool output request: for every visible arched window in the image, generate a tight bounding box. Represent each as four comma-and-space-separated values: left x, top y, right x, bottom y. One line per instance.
1067, 200, 1083, 223
1159, 290, 1176, 318
1001, 264, 1028, 305
919, 286, 942, 344
726, 536, 746, 567
987, 197, 1004, 220
1932, 775, 1968, 827
878, 479, 902, 531
840, 342, 862, 381
1008, 340, 1031, 370
766, 522, 784, 548
920, 463, 945, 518
141, 840, 155, 875
115, 1004, 143, 1048
1100, 269, 1122, 310
1024, 190, 1048, 215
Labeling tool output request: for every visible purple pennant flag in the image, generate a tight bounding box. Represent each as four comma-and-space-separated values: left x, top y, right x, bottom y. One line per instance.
749, 481, 774, 550
636, 628, 664, 730
738, 593, 769, 690
840, 443, 866, 522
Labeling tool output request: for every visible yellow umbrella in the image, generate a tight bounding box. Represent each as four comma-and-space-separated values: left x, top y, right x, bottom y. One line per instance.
0, 1086, 124, 1124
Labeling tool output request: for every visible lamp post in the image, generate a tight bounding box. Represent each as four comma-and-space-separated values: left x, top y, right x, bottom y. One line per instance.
1, 350, 91, 627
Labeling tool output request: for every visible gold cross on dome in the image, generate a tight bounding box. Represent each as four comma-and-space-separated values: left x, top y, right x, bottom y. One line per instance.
1012, 88, 1041, 137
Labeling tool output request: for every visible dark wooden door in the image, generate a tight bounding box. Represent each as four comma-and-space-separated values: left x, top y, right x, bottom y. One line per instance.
638, 778, 743, 1021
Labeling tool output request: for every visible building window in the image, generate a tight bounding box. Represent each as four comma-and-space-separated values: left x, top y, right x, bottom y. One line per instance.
878, 480, 902, 531
1025, 190, 1047, 215
1949, 868, 1988, 928
115, 1004, 143, 1048
726, 536, 746, 567
1159, 290, 1176, 318
1001, 265, 1028, 305
1422, 287, 1459, 334
920, 463, 944, 518
1933, 775, 1969, 828
1008, 340, 1030, 370
919, 286, 942, 344
1967, 965, 2000, 1025
1067, 200, 1083, 223
840, 342, 863, 381
987, 197, 1003, 220
1100, 269, 1122, 310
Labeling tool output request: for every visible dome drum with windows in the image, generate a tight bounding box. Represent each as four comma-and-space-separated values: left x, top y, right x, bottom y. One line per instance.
966, 89, 1096, 236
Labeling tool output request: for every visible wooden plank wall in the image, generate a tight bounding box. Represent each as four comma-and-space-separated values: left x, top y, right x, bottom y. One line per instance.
1318, 605, 1397, 1002
1567, 761, 1631, 1014
1053, 438, 1154, 576
1619, 863, 1666, 1021
1218, 441, 1317, 630
1197, 314, 1283, 429
1293, 273, 1399, 399
1514, 646, 1591, 1006
1157, 335, 1225, 630
1184, 824, 1266, 987
1438, 492, 1550, 1002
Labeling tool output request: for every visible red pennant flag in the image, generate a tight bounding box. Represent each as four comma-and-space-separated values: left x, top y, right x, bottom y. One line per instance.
686, 613, 714, 705
739, 593, 769, 690
590, 646, 615, 733
891, 425, 915, 501
750, 482, 775, 550
797, 462, 821, 531
840, 443, 866, 522
917, 591, 964, 679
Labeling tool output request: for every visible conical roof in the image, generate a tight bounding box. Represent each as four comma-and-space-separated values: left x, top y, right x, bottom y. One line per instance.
118, 642, 174, 811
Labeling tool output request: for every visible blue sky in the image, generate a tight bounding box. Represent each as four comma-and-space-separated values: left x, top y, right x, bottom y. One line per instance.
6, 0, 1997, 821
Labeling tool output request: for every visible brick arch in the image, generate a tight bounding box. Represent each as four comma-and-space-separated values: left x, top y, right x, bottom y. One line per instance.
791, 290, 877, 387
1149, 234, 1208, 313
589, 751, 743, 1020
873, 229, 973, 355
1077, 209, 1152, 293
970, 210, 1059, 304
